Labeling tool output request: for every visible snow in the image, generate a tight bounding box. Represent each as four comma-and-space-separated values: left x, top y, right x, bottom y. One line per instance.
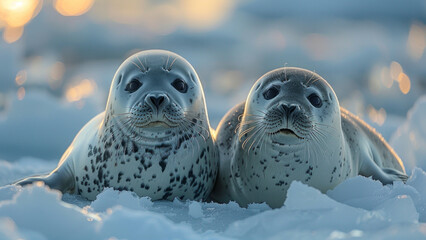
1, 96, 426, 239
2, 94, 426, 239
1, 175, 426, 240
391, 96, 426, 173
188, 201, 204, 219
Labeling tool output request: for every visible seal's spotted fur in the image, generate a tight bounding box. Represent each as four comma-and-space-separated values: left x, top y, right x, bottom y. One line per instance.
17, 50, 218, 201
211, 67, 407, 208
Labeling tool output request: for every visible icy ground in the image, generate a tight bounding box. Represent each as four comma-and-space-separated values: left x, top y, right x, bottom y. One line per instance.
0, 97, 425, 240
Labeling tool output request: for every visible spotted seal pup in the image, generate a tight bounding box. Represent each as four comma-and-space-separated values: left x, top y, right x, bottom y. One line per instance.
210, 67, 407, 208
17, 50, 218, 201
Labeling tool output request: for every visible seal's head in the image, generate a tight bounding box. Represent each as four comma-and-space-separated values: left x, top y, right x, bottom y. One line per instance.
240, 67, 341, 151
105, 50, 209, 142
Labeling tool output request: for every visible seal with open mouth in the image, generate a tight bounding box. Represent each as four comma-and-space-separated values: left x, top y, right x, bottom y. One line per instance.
210, 67, 407, 208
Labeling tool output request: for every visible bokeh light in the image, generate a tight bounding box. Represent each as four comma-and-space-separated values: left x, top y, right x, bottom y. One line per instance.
0, 0, 42, 43
54, 0, 94, 17
65, 79, 97, 102
180, 0, 234, 31
407, 22, 426, 61
15, 70, 27, 86
17, 86, 25, 100
91, 0, 236, 34
3, 26, 24, 43
397, 72, 411, 95
371, 61, 411, 95
0, 0, 41, 27
303, 34, 331, 60
368, 106, 387, 126
49, 61, 65, 90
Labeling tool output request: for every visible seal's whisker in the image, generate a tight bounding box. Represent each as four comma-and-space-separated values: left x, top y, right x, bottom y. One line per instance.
306, 72, 316, 86
131, 61, 143, 72
255, 109, 268, 116
136, 56, 147, 72
182, 117, 210, 139
242, 125, 264, 151
168, 57, 178, 71
236, 119, 262, 131
164, 55, 170, 70
245, 126, 266, 153
184, 121, 208, 143
239, 126, 257, 141
249, 125, 267, 153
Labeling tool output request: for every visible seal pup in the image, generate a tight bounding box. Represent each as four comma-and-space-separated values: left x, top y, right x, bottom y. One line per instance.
210, 67, 407, 208
16, 50, 218, 201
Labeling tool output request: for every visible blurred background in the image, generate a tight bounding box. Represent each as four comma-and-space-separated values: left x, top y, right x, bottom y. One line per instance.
0, 0, 425, 161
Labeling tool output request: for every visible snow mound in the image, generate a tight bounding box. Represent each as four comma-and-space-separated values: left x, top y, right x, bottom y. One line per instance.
226, 181, 422, 240
391, 95, 426, 173
1, 172, 426, 240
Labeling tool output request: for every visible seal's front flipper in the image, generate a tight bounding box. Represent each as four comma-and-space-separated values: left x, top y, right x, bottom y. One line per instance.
382, 168, 408, 183
359, 154, 408, 185
14, 166, 75, 193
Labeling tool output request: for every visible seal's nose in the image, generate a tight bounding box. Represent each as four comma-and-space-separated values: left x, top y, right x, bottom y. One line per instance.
145, 93, 169, 110
280, 104, 297, 118
150, 96, 165, 108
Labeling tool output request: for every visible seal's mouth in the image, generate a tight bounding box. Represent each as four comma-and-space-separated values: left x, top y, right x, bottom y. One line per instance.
277, 128, 304, 139
144, 121, 172, 128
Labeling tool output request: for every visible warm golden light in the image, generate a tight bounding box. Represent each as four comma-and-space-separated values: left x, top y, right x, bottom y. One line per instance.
17, 86, 26, 100
389, 61, 402, 80
0, 0, 40, 27
303, 34, 330, 60
211, 70, 244, 94
407, 23, 426, 60
54, 0, 94, 17
65, 79, 96, 102
368, 106, 386, 126
15, 70, 27, 85
180, 0, 234, 30
397, 72, 411, 94
49, 61, 65, 89
91, 0, 236, 34
3, 26, 24, 43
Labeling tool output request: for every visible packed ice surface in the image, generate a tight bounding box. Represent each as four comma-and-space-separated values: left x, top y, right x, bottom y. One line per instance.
1, 96, 426, 239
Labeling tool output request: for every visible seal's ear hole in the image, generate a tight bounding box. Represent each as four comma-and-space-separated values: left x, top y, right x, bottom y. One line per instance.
329, 93, 333, 100
117, 75, 123, 86
255, 84, 260, 90
189, 72, 197, 84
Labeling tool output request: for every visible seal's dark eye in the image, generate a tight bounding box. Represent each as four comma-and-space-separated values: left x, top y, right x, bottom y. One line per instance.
125, 79, 142, 93
308, 93, 322, 108
172, 79, 188, 93
263, 86, 280, 100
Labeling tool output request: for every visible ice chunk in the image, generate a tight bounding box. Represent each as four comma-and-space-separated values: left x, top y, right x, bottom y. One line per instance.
188, 201, 204, 219
90, 188, 153, 212
0, 184, 98, 240
225, 181, 421, 240
407, 168, 426, 222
